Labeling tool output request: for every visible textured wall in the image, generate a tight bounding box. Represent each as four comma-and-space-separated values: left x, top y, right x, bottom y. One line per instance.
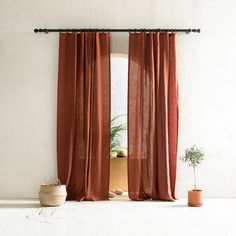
0, 0, 236, 198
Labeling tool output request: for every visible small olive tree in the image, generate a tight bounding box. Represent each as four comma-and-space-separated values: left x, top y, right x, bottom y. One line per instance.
180, 145, 204, 190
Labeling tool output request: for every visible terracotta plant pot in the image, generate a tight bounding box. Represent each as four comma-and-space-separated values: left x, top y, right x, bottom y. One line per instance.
188, 189, 203, 207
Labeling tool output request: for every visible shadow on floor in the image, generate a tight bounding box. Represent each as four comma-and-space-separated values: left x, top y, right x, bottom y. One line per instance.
169, 204, 188, 208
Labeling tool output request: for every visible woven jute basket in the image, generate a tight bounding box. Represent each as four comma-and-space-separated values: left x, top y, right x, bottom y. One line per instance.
39, 177, 67, 207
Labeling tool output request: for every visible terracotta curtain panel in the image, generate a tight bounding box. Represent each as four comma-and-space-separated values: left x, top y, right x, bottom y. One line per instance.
128, 32, 178, 201
57, 32, 110, 201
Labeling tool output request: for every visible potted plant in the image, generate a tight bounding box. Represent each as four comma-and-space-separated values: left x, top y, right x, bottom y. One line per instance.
109, 115, 127, 193
180, 145, 205, 207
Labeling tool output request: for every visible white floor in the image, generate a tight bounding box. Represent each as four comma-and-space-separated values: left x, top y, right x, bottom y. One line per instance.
0, 197, 235, 236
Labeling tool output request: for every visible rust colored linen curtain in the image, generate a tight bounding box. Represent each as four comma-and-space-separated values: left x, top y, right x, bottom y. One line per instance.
128, 32, 178, 201
57, 32, 110, 201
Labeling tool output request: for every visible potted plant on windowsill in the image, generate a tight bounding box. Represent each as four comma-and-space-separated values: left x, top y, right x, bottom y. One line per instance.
180, 145, 205, 207
110, 115, 127, 158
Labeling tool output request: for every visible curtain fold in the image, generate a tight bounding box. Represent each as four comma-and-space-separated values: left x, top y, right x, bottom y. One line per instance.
57, 32, 110, 201
128, 32, 178, 201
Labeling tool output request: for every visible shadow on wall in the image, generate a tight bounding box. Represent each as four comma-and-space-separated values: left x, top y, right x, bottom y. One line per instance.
110, 33, 129, 54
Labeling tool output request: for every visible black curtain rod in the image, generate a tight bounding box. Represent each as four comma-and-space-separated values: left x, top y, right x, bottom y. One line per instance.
34, 28, 200, 34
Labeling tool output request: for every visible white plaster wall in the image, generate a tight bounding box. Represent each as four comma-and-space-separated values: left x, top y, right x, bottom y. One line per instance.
111, 54, 128, 149
0, 0, 236, 198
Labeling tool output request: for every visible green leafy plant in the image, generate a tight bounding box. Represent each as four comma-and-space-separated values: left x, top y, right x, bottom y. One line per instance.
110, 115, 127, 156
180, 145, 204, 190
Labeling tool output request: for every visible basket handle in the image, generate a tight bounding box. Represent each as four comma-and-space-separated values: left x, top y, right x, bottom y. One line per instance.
46, 176, 61, 186
55, 178, 61, 186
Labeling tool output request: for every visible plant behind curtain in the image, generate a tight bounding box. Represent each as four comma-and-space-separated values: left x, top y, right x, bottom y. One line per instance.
128, 32, 178, 201
57, 32, 111, 201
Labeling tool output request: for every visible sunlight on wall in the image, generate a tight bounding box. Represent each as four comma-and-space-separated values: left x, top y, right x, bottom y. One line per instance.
111, 54, 128, 149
